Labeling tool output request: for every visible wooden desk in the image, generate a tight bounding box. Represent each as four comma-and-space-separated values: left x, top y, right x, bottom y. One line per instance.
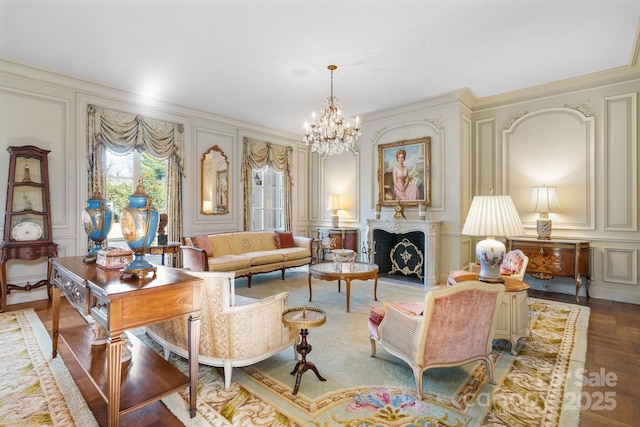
507, 238, 590, 303
50, 256, 202, 426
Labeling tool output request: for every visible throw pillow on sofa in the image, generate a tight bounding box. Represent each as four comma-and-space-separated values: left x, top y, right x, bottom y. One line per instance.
275, 231, 294, 248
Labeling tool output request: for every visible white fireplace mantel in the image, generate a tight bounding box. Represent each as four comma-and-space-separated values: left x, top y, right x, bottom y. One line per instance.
366, 219, 441, 289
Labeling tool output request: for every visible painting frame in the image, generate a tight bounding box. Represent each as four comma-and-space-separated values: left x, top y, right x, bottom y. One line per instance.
377, 137, 431, 207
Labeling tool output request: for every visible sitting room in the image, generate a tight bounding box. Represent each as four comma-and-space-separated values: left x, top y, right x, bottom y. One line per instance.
1, 1, 639, 426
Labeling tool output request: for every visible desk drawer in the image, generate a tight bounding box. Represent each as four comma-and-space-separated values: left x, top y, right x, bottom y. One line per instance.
52, 265, 89, 313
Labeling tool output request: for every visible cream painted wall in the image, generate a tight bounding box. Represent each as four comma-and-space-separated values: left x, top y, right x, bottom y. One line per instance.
0, 59, 305, 306
1, 58, 639, 305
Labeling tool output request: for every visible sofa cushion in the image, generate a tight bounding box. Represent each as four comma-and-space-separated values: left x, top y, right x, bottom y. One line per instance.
228, 232, 277, 254
275, 231, 295, 248
245, 251, 285, 266
208, 255, 252, 271
192, 236, 213, 256
280, 247, 311, 261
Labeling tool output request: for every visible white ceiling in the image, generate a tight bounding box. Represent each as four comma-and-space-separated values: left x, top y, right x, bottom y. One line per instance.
1, 0, 639, 135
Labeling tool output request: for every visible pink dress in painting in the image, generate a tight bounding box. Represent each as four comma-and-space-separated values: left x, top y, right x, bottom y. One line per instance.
393, 165, 422, 200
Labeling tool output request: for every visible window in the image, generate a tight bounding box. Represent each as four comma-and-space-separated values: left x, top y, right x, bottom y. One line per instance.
105, 150, 167, 242
251, 166, 284, 230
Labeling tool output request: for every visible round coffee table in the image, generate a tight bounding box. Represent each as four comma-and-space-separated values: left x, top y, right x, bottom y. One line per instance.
282, 306, 327, 395
308, 262, 379, 312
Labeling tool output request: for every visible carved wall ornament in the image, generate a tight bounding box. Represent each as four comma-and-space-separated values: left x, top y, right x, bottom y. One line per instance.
424, 117, 444, 130
564, 102, 595, 117
504, 111, 529, 130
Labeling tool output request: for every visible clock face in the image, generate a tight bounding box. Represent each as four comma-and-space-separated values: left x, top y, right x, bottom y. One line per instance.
11, 221, 43, 241
395, 205, 402, 212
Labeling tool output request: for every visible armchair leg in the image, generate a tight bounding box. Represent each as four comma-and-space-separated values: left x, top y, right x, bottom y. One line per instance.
413, 367, 424, 400
483, 358, 496, 384
223, 361, 233, 389
369, 337, 377, 357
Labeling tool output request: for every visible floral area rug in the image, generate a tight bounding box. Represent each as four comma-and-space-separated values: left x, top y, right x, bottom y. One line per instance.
0, 309, 98, 427
136, 270, 589, 427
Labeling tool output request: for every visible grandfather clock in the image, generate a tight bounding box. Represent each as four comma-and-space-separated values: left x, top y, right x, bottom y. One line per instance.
1, 145, 58, 312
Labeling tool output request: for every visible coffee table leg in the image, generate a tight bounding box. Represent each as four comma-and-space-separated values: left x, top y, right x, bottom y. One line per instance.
374, 275, 378, 301
308, 273, 313, 302
345, 278, 351, 312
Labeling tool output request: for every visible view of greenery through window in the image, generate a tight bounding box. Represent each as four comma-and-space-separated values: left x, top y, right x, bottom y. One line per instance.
106, 150, 167, 243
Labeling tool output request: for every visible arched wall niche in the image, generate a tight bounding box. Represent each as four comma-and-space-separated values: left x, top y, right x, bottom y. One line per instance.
502, 107, 595, 231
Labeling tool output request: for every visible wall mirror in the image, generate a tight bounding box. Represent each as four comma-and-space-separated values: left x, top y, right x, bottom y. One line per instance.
201, 145, 229, 214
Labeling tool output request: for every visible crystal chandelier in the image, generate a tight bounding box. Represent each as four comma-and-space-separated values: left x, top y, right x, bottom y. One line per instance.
303, 65, 361, 156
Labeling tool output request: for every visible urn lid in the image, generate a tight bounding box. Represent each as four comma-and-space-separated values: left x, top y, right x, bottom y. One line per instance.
132, 178, 150, 197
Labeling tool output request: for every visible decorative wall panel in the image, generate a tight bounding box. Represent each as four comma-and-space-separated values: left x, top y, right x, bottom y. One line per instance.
502, 108, 595, 231
603, 247, 638, 285
604, 93, 637, 231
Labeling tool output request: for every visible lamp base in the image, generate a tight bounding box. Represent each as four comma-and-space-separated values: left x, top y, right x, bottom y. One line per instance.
475, 237, 506, 283
331, 215, 339, 228
536, 218, 552, 240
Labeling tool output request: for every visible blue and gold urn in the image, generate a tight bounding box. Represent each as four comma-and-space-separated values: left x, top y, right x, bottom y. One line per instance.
82, 190, 113, 262
119, 178, 159, 278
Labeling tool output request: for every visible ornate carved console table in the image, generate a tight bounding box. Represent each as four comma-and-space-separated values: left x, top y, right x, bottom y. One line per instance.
506, 237, 590, 303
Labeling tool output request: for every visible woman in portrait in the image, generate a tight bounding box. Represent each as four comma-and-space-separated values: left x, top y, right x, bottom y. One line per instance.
392, 149, 423, 200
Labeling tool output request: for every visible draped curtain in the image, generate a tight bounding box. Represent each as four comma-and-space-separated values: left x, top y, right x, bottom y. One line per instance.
87, 104, 185, 247
242, 137, 293, 231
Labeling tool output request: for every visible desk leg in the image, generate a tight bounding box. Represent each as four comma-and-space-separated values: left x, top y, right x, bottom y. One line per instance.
188, 313, 201, 418
106, 334, 123, 427
51, 286, 60, 358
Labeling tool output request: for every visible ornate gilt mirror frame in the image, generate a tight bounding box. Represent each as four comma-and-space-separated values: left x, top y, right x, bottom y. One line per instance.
201, 145, 229, 214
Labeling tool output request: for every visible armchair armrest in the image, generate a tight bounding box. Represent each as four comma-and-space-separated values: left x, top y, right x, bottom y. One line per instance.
180, 245, 208, 271
378, 302, 422, 361
294, 236, 313, 252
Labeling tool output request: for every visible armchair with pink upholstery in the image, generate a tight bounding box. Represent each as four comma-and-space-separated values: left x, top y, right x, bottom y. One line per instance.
368, 281, 505, 399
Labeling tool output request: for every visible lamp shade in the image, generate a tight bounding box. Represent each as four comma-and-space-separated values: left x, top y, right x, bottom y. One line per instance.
530, 185, 561, 213
462, 195, 525, 238
327, 194, 341, 212
462, 194, 525, 283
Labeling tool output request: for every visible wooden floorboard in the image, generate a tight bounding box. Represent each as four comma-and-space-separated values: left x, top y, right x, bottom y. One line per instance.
6, 289, 640, 426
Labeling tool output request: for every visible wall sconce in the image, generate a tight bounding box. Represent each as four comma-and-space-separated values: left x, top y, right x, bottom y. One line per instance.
530, 185, 561, 240
462, 191, 525, 283
327, 194, 341, 228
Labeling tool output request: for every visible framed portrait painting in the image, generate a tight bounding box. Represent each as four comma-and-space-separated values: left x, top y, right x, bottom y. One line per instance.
377, 137, 431, 207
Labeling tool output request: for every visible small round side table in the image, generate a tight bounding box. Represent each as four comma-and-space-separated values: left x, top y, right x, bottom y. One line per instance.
282, 306, 327, 395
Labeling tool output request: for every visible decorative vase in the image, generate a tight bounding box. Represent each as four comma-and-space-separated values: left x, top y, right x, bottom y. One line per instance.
119, 178, 159, 279
82, 190, 113, 262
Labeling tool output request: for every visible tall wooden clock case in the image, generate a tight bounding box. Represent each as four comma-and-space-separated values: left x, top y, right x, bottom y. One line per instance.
1, 145, 58, 312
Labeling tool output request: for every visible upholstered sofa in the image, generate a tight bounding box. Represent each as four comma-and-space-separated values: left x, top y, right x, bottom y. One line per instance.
146, 271, 297, 389
181, 230, 312, 287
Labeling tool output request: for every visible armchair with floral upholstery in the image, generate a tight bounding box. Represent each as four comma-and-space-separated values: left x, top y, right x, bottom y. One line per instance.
368, 281, 505, 399
146, 271, 297, 389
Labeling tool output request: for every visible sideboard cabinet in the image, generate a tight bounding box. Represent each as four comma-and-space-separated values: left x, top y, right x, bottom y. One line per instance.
506, 238, 590, 302
316, 227, 359, 261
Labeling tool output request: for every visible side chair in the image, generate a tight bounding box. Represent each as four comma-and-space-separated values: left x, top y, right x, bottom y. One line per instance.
368, 281, 505, 399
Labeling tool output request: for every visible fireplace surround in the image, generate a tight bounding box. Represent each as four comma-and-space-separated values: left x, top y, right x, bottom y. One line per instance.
366, 219, 441, 288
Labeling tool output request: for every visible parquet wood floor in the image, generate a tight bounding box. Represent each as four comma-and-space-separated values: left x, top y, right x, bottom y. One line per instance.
7, 289, 639, 426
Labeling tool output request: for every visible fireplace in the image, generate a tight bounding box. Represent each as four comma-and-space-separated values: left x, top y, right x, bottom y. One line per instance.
366, 219, 441, 289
